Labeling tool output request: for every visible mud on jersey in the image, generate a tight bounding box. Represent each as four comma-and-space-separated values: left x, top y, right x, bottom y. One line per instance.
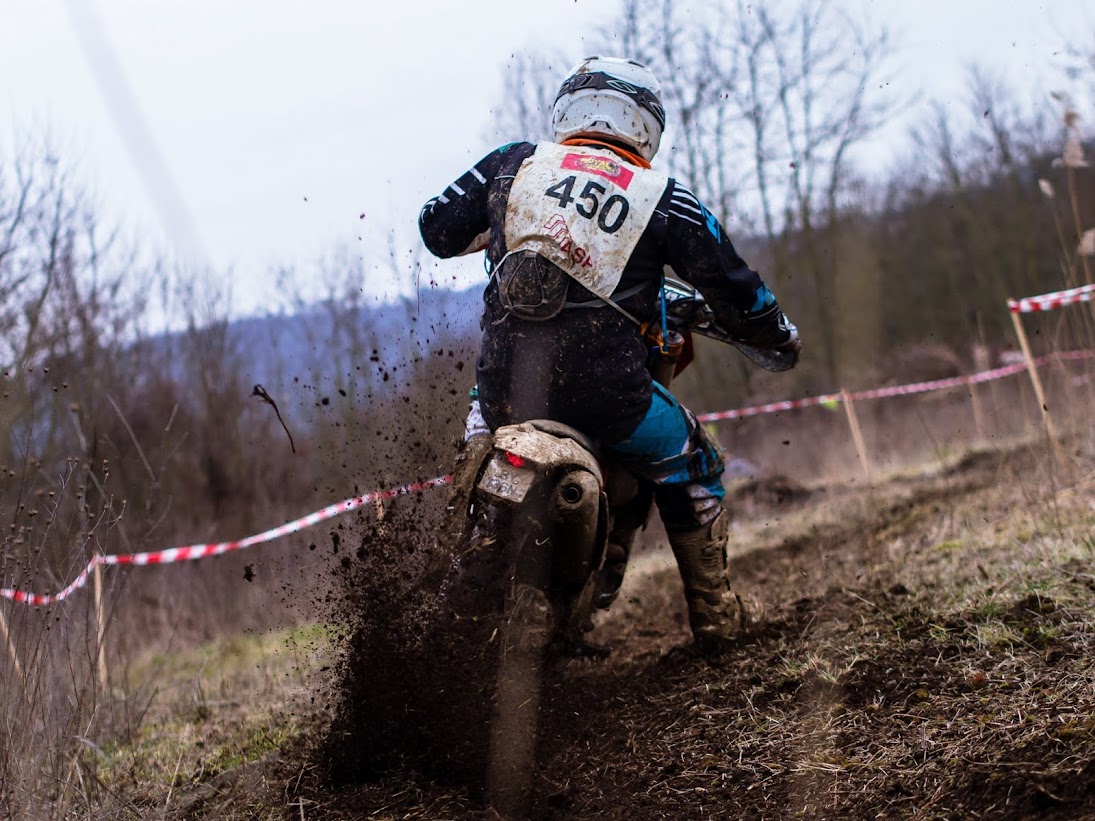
501, 142, 669, 317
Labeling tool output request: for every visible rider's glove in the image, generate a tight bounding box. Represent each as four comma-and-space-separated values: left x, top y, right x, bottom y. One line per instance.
733, 304, 800, 368
736, 304, 798, 349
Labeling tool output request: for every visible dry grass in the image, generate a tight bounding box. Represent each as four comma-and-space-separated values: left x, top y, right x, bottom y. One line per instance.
85, 624, 335, 820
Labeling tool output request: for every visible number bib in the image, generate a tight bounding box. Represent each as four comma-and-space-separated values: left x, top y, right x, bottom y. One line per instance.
503, 142, 668, 305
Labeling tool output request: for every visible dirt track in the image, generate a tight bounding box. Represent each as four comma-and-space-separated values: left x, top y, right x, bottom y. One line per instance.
175, 438, 1095, 820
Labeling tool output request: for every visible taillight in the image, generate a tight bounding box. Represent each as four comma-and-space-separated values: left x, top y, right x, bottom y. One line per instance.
505, 451, 527, 468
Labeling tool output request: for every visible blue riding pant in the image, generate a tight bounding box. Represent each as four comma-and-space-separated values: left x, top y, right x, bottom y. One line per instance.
603, 381, 726, 531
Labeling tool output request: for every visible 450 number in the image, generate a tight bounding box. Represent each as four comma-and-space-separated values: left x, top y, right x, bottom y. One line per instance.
544, 175, 629, 234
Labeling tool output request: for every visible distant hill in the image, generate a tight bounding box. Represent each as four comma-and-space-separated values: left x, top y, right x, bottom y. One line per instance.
144, 284, 485, 423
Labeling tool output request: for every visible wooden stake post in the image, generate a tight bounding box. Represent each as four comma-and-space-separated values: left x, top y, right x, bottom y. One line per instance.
93, 562, 108, 690
1009, 309, 1064, 465
968, 385, 987, 443
841, 389, 872, 483
0, 606, 24, 685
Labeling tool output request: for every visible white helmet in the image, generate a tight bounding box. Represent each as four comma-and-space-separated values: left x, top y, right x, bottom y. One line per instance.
551, 56, 665, 162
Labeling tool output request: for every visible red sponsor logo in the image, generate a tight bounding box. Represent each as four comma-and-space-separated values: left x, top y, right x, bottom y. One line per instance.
561, 153, 634, 190
543, 215, 594, 268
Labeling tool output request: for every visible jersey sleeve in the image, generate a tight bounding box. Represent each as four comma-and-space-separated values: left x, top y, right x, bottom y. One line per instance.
661, 180, 793, 348
419, 142, 530, 259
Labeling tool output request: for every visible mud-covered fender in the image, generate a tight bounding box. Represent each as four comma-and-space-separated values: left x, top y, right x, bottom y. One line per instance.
491, 423, 603, 480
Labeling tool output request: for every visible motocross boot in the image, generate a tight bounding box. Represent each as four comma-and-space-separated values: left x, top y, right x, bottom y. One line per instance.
436, 434, 493, 552
667, 509, 744, 652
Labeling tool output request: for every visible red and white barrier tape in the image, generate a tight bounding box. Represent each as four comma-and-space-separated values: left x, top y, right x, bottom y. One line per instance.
697, 392, 843, 422
1, 476, 451, 607
4, 349, 1093, 608
1009, 283, 1095, 314
697, 349, 1095, 423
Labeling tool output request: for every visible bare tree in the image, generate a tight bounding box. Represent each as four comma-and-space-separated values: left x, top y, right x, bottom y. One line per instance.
489, 50, 569, 144
0, 135, 148, 467
750, 1, 896, 382
615, 0, 752, 231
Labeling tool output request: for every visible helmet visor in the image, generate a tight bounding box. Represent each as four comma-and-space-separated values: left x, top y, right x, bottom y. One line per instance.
555, 71, 666, 130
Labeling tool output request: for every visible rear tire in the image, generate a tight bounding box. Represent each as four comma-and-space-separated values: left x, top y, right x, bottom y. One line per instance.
431, 501, 554, 811
486, 500, 555, 817
486, 579, 553, 817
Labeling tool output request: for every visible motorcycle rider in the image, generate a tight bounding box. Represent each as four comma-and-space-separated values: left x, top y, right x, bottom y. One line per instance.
419, 56, 800, 651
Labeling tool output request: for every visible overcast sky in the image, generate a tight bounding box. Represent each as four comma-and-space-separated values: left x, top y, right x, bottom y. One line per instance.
1, 0, 1092, 315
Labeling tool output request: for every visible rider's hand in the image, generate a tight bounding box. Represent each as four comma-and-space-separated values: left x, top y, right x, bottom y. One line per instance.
731, 305, 800, 368
735, 304, 797, 349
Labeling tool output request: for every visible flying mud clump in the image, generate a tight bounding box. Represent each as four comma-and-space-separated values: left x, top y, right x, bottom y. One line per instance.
314, 492, 502, 797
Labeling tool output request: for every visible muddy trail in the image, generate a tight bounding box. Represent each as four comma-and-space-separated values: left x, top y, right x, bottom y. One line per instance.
178, 439, 1095, 820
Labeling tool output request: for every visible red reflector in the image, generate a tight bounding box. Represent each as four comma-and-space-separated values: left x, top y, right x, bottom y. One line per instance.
505, 451, 526, 468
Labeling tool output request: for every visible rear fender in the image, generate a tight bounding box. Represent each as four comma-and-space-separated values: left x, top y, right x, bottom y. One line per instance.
491, 423, 603, 480
476, 424, 602, 509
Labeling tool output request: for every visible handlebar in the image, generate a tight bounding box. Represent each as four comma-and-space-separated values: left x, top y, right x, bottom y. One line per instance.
660, 279, 798, 373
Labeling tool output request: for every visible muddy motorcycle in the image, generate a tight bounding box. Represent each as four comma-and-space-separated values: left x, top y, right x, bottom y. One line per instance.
437, 279, 794, 814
